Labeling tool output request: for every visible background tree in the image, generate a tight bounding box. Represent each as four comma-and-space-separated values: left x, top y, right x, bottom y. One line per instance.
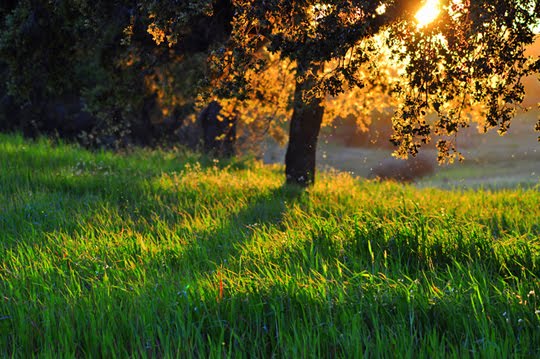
0, 0, 231, 148
0, 0, 152, 144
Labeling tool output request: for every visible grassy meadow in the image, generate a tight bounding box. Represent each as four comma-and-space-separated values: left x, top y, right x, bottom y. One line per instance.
1, 133, 539, 357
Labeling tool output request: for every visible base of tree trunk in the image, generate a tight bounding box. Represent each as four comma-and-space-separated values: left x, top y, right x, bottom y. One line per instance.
285, 64, 324, 186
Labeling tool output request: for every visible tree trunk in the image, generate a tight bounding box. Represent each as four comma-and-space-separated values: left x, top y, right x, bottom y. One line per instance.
199, 100, 237, 158
285, 63, 324, 186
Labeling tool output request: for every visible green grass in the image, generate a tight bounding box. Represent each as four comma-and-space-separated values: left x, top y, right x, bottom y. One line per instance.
1, 133, 539, 358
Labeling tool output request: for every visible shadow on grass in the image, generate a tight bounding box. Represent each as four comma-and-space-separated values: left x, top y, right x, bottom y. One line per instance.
159, 183, 306, 274
1, 140, 301, 270
0, 143, 203, 247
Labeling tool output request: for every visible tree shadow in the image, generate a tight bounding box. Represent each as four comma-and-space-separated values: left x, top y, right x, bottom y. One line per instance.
163, 183, 306, 274
1, 139, 305, 270
1, 160, 308, 355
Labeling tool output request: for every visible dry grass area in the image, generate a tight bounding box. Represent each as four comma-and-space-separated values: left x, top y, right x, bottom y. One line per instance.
264, 111, 540, 189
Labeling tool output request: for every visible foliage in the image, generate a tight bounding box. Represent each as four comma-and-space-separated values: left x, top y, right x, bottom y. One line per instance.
1, 134, 539, 356
0, 1, 202, 147
386, 0, 540, 160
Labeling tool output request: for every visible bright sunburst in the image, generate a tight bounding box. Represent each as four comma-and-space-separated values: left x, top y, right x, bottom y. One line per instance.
415, 0, 441, 28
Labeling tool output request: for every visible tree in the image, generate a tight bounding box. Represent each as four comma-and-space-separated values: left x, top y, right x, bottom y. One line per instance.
0, 0, 245, 150
0, 0, 149, 142
147, 0, 539, 186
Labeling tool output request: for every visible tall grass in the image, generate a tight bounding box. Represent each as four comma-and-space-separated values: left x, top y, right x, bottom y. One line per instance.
1, 134, 539, 357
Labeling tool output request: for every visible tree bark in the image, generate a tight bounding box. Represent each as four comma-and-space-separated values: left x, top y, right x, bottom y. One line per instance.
285, 63, 324, 186
199, 100, 237, 158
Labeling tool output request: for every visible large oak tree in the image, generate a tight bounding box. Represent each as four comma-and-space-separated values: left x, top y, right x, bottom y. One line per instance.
146, 0, 539, 185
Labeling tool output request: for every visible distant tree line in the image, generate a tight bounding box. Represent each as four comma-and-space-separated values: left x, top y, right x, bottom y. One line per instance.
0, 0, 238, 154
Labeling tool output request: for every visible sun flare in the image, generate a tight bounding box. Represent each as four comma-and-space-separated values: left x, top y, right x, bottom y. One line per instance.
415, 0, 441, 28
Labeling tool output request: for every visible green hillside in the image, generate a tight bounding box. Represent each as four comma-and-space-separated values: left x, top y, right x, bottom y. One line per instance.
1, 134, 539, 357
